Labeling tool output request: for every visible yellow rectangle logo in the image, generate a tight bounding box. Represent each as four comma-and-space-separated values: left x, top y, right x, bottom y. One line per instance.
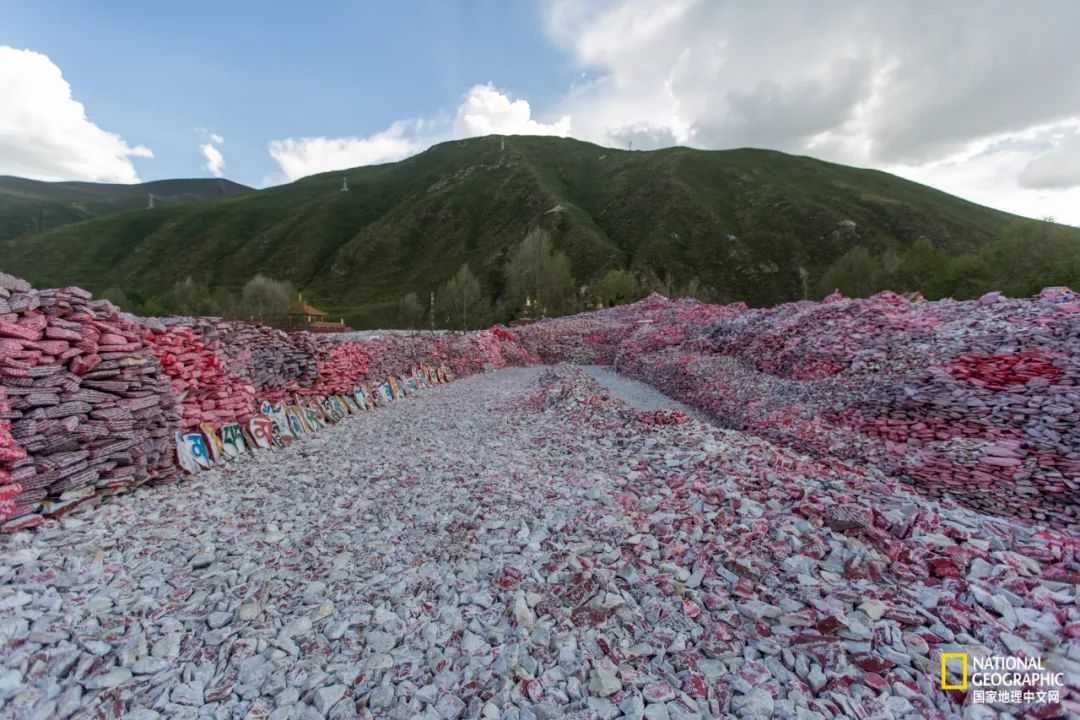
941, 652, 968, 690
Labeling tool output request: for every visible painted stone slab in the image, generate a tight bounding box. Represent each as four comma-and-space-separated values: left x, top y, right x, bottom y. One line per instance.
353, 387, 369, 411
176, 432, 201, 474
266, 403, 293, 441
200, 423, 223, 464
302, 397, 328, 422
318, 397, 340, 423
220, 423, 248, 458
240, 422, 259, 452
302, 406, 324, 431
286, 406, 308, 436
248, 415, 275, 450
377, 382, 394, 404
183, 431, 210, 470
270, 421, 289, 446
342, 394, 360, 414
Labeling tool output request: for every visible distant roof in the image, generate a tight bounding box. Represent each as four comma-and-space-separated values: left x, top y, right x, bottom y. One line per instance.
288, 301, 328, 317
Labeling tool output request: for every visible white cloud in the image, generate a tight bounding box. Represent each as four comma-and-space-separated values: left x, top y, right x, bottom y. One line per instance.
0, 46, 152, 182
1019, 127, 1080, 190
268, 85, 569, 181
198, 131, 226, 177
538, 0, 1080, 223
200, 142, 225, 177
886, 123, 1080, 224
268, 121, 427, 181
453, 83, 570, 138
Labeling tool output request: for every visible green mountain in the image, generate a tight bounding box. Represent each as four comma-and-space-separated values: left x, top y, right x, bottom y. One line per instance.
1, 135, 1076, 327
0, 176, 253, 240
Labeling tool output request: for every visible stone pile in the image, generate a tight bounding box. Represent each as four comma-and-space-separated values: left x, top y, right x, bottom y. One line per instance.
290, 334, 373, 397
0, 278, 492, 527
0, 386, 26, 521
0, 317, 1076, 718
3, 272, 1078, 535
348, 334, 442, 382
521, 366, 1076, 719
0, 275, 177, 529
192, 318, 318, 402
518, 290, 1080, 532
444, 328, 535, 376
143, 322, 257, 429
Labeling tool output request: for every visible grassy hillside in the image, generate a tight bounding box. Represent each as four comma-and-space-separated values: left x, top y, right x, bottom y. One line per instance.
1, 136, 1076, 327
0, 176, 252, 241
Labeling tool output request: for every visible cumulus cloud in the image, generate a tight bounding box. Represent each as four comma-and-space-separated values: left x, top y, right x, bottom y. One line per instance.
540, 0, 1080, 223
1019, 128, 1080, 190
268, 121, 428, 181
268, 85, 568, 181
0, 46, 152, 182
886, 120, 1080, 222
200, 140, 225, 177
542, 1, 1080, 162
453, 83, 570, 138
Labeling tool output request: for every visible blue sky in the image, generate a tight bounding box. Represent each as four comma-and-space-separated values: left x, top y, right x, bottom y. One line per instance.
2, 1, 1079, 223
1, 1, 578, 186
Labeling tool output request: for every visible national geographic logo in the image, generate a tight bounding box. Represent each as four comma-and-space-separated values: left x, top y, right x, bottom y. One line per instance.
941, 653, 968, 690
941, 652, 1064, 705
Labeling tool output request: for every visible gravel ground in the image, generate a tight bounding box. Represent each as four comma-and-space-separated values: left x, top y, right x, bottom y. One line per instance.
0, 365, 1074, 719
580, 367, 703, 420
0, 367, 643, 719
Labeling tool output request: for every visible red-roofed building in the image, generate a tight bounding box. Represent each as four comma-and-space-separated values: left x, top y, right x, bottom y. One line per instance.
285, 294, 351, 333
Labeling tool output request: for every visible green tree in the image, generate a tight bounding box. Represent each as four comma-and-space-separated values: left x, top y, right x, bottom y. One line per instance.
817, 246, 884, 298
240, 274, 294, 324
209, 287, 238, 318
975, 222, 1080, 298
594, 269, 640, 307
505, 228, 575, 317
879, 248, 903, 291
941, 253, 989, 299
397, 292, 425, 330
439, 264, 489, 330
141, 298, 167, 317
897, 237, 950, 296
165, 277, 219, 316
100, 287, 132, 310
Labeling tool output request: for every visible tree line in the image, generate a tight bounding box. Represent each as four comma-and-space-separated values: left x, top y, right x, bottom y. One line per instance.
817, 221, 1080, 300
89, 219, 1078, 331
398, 227, 716, 331
100, 274, 301, 327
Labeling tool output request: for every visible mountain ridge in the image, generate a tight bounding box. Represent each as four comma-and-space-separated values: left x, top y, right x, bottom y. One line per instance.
0, 175, 253, 241
1, 135, 1076, 327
